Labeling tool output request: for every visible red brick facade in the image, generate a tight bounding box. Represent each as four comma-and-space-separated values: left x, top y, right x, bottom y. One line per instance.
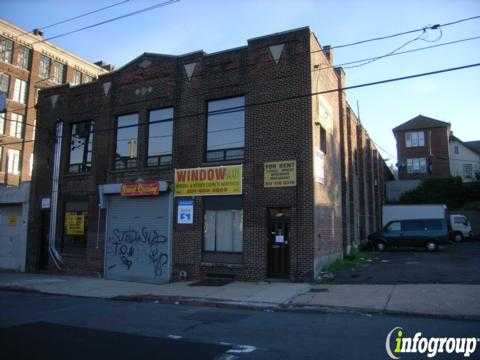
26, 27, 388, 282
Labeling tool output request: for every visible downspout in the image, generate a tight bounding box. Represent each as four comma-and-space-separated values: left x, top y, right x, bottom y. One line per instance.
48, 120, 63, 270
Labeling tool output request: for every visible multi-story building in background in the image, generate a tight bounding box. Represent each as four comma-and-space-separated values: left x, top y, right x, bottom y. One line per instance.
393, 115, 479, 182
0, 19, 109, 272
27, 27, 391, 283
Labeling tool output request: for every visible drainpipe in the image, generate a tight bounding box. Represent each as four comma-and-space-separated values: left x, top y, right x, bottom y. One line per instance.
48, 120, 64, 270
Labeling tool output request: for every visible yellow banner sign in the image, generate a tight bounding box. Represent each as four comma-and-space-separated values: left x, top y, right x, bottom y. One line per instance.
264, 160, 297, 187
65, 212, 85, 235
175, 165, 242, 196
7, 215, 17, 226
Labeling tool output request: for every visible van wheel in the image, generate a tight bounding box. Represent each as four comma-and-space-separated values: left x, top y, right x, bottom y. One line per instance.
426, 242, 438, 251
453, 232, 463, 243
375, 241, 386, 252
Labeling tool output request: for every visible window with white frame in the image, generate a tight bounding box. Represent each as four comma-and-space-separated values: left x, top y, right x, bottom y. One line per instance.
13, 78, 28, 104
7, 149, 20, 175
51, 62, 65, 84
203, 196, 243, 253
405, 131, 425, 147
406, 158, 427, 174
0, 112, 4, 135
147, 108, 173, 167
72, 70, 82, 86
464, 164, 473, 179
39, 55, 51, 80
17, 46, 31, 70
206, 96, 245, 162
0, 73, 9, 99
0, 37, 13, 63
10, 113, 23, 138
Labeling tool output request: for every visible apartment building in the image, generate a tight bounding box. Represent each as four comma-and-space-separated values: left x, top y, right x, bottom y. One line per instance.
393, 115, 479, 182
27, 27, 389, 283
0, 19, 108, 272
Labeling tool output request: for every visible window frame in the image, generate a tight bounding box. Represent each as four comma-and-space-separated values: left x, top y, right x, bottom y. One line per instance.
113, 112, 139, 170
205, 95, 245, 163
0, 37, 13, 64
405, 131, 425, 148
12, 78, 28, 104
9, 113, 23, 138
39, 55, 51, 80
72, 70, 82, 86
7, 148, 21, 175
0, 112, 5, 135
406, 157, 427, 174
146, 107, 174, 168
17, 46, 31, 70
51, 61, 65, 84
0, 73, 10, 98
463, 163, 473, 179
68, 120, 95, 174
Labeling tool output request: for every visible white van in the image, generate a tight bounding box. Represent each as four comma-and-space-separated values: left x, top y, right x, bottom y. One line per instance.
450, 214, 473, 242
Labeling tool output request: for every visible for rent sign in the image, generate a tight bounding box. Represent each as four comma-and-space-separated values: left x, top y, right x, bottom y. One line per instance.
264, 160, 297, 188
174, 165, 242, 196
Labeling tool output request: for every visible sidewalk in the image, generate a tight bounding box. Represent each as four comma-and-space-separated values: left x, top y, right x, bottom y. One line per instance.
1, 272, 479, 320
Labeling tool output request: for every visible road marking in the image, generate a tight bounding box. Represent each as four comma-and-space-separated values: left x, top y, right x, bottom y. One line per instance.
167, 334, 182, 339
227, 345, 257, 354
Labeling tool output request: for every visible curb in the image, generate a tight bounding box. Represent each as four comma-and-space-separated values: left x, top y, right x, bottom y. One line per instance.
2, 285, 478, 321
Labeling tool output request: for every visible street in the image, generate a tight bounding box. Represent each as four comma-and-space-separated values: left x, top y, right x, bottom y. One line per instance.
1, 290, 479, 360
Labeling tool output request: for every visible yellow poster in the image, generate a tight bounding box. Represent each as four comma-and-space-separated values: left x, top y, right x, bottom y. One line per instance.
65, 212, 85, 235
7, 215, 17, 226
175, 165, 242, 196
264, 160, 297, 188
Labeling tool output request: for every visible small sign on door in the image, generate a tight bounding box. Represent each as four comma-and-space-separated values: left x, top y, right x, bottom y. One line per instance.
275, 235, 285, 244
177, 199, 194, 224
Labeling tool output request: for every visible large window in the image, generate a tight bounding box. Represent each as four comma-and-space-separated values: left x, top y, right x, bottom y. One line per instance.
13, 78, 28, 104
406, 157, 426, 174
114, 113, 138, 169
206, 96, 245, 162
9, 113, 23, 138
72, 70, 82, 86
405, 131, 425, 147
0, 112, 4, 135
0, 37, 13, 63
17, 46, 31, 70
51, 62, 65, 84
203, 196, 243, 253
464, 164, 473, 179
39, 55, 51, 80
0, 73, 10, 99
69, 121, 94, 173
7, 149, 20, 175
147, 108, 173, 167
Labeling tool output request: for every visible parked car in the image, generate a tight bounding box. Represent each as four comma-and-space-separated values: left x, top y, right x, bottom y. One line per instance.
368, 218, 449, 251
450, 214, 473, 242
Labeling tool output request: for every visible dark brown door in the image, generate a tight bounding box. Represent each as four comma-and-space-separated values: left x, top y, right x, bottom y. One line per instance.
267, 208, 289, 277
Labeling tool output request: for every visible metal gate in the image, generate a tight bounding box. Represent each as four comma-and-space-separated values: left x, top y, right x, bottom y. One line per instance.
0, 205, 24, 271
104, 194, 171, 283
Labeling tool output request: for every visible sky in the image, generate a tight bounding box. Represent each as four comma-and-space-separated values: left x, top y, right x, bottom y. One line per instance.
2, 0, 480, 165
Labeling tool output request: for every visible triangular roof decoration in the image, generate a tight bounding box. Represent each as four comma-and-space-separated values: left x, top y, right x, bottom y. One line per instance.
184, 63, 197, 81
268, 44, 285, 64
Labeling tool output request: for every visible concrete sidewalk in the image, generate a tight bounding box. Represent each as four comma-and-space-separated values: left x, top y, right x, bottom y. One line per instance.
1, 272, 479, 320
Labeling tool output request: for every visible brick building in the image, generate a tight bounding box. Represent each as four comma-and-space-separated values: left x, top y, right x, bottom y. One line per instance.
393, 114, 479, 181
0, 19, 108, 272
27, 27, 389, 282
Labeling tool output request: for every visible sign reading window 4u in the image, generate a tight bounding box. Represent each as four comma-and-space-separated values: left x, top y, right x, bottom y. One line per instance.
177, 199, 194, 224
174, 165, 242, 196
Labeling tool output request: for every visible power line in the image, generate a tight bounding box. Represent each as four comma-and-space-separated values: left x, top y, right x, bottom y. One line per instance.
31, 0, 180, 45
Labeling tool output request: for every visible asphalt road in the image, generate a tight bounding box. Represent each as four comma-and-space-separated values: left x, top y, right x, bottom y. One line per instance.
1, 290, 479, 359
326, 241, 480, 284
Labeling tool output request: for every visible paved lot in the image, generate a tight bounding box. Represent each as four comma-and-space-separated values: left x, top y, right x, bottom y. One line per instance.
325, 241, 480, 284
1, 291, 479, 360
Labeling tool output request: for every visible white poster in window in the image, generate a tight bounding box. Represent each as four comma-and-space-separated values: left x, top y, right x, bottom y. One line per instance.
275, 235, 285, 244
177, 199, 193, 224
41, 197, 51, 209
314, 149, 325, 184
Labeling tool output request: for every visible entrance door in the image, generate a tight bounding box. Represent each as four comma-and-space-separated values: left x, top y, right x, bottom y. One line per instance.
267, 208, 289, 277
0, 205, 24, 271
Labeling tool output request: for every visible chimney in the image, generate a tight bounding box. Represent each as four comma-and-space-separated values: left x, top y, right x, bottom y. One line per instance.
32, 28, 44, 37
322, 45, 333, 64
94, 60, 114, 72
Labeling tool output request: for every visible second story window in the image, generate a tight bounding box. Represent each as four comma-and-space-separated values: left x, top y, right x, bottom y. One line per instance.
39, 55, 51, 80
69, 121, 94, 173
405, 131, 425, 147
0, 73, 10, 99
0, 37, 13, 63
147, 108, 173, 167
406, 157, 426, 174
17, 46, 31, 70
206, 96, 245, 162
13, 79, 28, 104
114, 113, 138, 169
72, 70, 82, 86
10, 113, 23, 138
7, 149, 20, 175
51, 62, 65, 84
